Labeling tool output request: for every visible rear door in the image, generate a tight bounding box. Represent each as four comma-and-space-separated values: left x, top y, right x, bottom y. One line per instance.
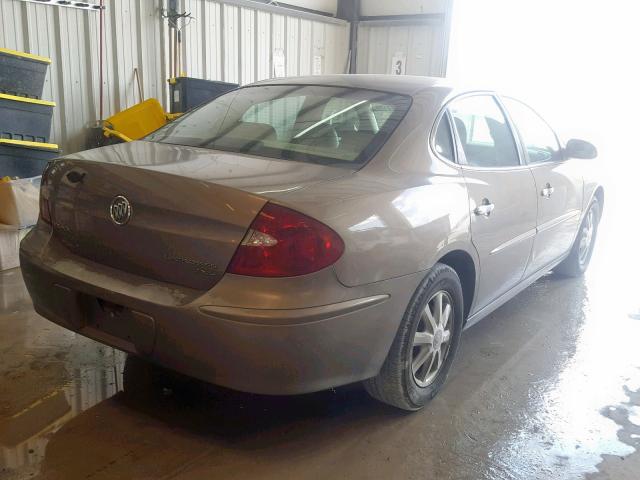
500, 97, 583, 275
449, 94, 538, 312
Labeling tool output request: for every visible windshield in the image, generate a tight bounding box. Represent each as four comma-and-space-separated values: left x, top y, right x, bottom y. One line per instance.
146, 85, 412, 167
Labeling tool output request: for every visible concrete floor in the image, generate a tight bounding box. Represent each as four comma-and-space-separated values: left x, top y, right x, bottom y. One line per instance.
1, 185, 638, 480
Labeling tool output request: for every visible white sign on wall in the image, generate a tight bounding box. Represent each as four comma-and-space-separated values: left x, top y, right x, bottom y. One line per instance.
273, 49, 286, 78
313, 55, 323, 75
390, 52, 407, 75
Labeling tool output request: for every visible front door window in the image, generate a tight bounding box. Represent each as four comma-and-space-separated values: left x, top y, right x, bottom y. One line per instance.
450, 95, 520, 168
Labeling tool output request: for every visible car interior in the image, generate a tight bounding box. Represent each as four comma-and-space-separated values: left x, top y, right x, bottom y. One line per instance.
233, 95, 391, 162
453, 113, 520, 167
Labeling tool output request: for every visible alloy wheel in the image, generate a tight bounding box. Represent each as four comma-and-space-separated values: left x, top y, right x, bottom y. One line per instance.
411, 290, 454, 387
578, 207, 595, 266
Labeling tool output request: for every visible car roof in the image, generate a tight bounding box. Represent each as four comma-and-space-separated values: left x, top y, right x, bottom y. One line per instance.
250, 74, 460, 97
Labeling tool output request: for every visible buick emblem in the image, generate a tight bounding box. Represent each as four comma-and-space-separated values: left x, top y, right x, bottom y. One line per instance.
109, 195, 132, 225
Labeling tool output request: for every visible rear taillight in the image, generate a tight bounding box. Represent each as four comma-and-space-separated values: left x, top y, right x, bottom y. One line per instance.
39, 162, 53, 224
39, 196, 51, 224
227, 203, 344, 277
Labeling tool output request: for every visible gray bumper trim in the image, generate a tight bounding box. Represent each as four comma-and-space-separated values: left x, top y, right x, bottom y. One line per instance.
199, 294, 390, 326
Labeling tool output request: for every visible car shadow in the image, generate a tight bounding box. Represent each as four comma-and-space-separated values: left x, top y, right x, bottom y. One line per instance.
118, 354, 403, 441
34, 274, 590, 479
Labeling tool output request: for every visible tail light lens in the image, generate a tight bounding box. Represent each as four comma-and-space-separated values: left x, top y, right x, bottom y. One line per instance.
227, 203, 344, 277
40, 196, 51, 224
39, 162, 54, 224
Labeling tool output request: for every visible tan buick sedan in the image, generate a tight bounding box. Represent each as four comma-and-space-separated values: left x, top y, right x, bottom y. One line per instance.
20, 75, 602, 410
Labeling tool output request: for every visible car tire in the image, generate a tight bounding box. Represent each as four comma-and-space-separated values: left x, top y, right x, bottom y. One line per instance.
554, 198, 600, 277
364, 263, 464, 411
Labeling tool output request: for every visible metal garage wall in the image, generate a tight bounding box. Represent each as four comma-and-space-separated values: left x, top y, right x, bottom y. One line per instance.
181, 0, 349, 85
0, 0, 348, 154
356, 20, 449, 77
0, 0, 170, 154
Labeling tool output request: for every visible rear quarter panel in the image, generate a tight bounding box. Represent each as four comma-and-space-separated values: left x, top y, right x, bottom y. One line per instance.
329, 173, 471, 287
268, 90, 475, 287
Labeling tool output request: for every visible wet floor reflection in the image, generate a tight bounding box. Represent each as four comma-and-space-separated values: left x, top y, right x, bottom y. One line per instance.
0, 269, 125, 478
1, 191, 639, 479
479, 274, 640, 478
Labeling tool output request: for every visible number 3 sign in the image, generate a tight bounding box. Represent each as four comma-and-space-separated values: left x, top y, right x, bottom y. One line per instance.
391, 52, 407, 75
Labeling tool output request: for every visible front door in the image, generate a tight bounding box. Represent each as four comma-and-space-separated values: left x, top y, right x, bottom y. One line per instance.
449, 94, 538, 312
500, 97, 583, 275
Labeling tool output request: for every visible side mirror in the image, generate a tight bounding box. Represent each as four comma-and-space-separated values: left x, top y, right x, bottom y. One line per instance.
565, 138, 597, 159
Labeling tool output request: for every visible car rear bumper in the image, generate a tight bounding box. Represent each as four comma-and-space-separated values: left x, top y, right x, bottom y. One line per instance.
20, 229, 420, 394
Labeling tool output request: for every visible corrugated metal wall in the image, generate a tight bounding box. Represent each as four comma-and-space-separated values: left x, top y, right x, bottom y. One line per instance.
356, 21, 448, 77
0, 0, 170, 154
0, 0, 349, 154
181, 0, 349, 85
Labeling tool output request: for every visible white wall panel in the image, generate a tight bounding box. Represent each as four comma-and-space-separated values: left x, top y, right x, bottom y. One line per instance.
334, 24, 345, 72
0, 0, 26, 51
179, 2, 348, 83
137, 0, 168, 105
285, 16, 299, 76
184, 0, 205, 78
360, 0, 447, 16
356, 22, 447, 77
203, 0, 222, 80
255, 10, 270, 80
312, 20, 325, 73
0, 0, 348, 154
0, 0, 171, 154
271, 13, 285, 55
299, 19, 312, 76
222, 4, 239, 83
239, 7, 254, 84
56, 7, 93, 149
285, 0, 337, 15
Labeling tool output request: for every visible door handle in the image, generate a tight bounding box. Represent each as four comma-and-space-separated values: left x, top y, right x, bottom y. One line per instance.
541, 183, 554, 198
473, 198, 495, 217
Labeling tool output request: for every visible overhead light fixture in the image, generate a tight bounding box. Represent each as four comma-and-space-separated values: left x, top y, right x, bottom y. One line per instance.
20, 0, 105, 11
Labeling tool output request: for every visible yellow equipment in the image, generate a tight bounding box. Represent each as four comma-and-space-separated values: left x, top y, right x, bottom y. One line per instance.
102, 98, 181, 143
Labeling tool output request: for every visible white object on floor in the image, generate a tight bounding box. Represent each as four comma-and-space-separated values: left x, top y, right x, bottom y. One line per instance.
0, 176, 41, 227
0, 224, 31, 271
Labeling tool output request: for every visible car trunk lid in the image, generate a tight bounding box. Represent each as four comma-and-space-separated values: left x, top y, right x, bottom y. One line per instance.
69, 141, 352, 195
46, 142, 350, 291
48, 159, 265, 290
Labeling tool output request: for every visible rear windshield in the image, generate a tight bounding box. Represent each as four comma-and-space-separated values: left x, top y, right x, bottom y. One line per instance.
146, 85, 411, 167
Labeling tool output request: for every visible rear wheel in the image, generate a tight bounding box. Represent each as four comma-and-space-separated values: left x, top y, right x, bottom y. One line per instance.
555, 198, 600, 277
364, 263, 464, 411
